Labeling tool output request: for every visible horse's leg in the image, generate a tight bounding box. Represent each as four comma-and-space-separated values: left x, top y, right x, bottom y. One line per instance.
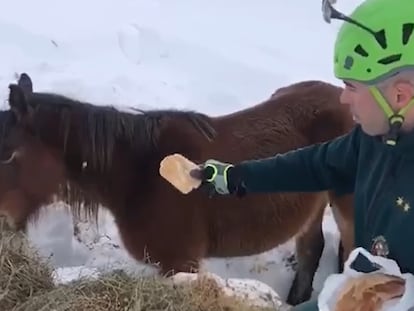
329, 192, 354, 270
287, 199, 325, 306
120, 231, 204, 277
154, 228, 207, 276
337, 239, 344, 272
117, 205, 208, 278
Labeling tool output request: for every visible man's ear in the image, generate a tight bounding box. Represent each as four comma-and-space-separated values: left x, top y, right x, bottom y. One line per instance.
8, 84, 30, 121
393, 81, 414, 109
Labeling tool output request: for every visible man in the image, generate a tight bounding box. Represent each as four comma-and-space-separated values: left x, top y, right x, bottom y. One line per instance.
189, 0, 414, 310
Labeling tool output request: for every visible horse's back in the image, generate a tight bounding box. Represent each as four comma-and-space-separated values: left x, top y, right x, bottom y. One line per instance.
205, 80, 354, 162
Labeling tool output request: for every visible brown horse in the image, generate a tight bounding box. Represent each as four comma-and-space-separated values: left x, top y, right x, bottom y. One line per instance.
0, 73, 355, 305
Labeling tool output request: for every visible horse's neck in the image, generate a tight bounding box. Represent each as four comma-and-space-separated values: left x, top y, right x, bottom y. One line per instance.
34, 117, 129, 211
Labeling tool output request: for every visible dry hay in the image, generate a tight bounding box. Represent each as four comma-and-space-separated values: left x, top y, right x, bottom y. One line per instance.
0, 218, 282, 311
18, 271, 280, 311
0, 217, 56, 310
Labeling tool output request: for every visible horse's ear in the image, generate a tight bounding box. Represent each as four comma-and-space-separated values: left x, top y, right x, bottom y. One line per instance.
8, 84, 30, 121
17, 72, 33, 95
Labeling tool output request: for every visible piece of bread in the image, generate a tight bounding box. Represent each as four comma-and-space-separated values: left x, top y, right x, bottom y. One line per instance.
159, 154, 202, 194
334, 273, 405, 311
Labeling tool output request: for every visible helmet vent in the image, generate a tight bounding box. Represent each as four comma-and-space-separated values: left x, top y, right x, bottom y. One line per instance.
402, 23, 414, 45
354, 44, 369, 57
378, 54, 402, 65
344, 56, 354, 69
374, 29, 387, 49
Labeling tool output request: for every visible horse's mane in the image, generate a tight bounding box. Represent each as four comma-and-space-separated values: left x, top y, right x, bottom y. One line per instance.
28, 92, 216, 171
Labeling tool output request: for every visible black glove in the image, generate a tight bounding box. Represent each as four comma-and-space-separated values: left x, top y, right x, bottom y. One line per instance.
190, 159, 246, 197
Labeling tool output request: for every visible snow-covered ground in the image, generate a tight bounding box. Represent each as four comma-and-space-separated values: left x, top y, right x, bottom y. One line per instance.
0, 0, 365, 306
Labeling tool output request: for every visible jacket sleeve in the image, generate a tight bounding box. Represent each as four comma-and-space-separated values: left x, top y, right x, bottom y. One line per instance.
228, 126, 361, 195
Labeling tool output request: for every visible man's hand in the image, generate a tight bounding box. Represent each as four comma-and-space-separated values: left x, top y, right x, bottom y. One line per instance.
190, 159, 234, 197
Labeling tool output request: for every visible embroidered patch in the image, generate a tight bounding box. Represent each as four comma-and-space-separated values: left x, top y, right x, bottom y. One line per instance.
396, 196, 410, 212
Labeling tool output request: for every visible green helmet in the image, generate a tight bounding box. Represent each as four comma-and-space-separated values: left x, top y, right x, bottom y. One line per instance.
334, 0, 414, 84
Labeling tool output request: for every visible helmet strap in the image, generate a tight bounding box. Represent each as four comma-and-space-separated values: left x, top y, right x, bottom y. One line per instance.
369, 86, 414, 145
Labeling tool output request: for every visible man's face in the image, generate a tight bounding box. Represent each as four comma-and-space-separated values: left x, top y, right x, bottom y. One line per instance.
340, 80, 389, 136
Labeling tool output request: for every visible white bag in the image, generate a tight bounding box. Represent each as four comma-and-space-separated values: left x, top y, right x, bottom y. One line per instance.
318, 247, 414, 311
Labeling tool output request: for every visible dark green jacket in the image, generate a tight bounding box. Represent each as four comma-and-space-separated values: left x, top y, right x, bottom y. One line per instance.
230, 125, 414, 273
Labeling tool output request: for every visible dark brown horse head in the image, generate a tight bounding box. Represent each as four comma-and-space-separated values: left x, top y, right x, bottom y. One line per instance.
0, 75, 69, 230
0, 99, 65, 230
0, 109, 24, 227
1, 84, 77, 231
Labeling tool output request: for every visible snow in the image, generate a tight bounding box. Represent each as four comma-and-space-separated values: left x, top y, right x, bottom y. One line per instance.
0, 0, 365, 308
171, 271, 288, 310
